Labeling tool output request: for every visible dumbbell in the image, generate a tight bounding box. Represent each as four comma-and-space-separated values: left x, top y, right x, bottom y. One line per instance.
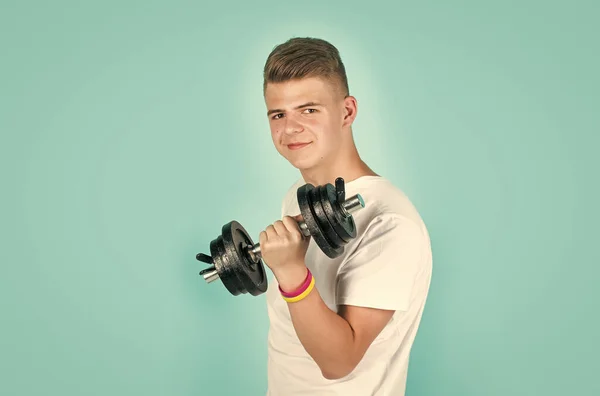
195, 177, 365, 296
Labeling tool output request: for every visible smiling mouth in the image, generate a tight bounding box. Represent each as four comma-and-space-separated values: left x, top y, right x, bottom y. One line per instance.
287, 142, 312, 150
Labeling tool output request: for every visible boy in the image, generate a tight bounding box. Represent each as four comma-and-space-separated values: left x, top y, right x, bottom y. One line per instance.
258, 37, 432, 395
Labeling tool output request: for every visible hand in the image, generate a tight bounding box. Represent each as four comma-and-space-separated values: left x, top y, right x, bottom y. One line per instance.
258, 214, 310, 274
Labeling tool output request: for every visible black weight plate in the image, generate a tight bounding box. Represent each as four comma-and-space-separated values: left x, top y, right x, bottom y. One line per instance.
313, 184, 349, 246
218, 230, 250, 295
307, 186, 344, 258
319, 183, 356, 243
222, 221, 267, 296
219, 223, 249, 296
297, 184, 336, 258
210, 232, 245, 296
234, 221, 267, 296
309, 185, 345, 250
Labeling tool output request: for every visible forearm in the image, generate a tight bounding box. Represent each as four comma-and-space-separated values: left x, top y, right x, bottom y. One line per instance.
274, 262, 357, 379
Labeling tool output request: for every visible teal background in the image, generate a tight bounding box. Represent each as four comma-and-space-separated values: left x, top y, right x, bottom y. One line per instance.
1, 1, 598, 395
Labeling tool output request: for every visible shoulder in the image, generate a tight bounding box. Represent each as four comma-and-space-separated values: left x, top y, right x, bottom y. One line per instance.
349, 177, 429, 240
338, 178, 432, 288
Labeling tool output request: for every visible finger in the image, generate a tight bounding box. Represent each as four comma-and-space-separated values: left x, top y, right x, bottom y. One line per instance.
282, 216, 302, 237
292, 214, 303, 222
265, 224, 276, 238
259, 230, 267, 245
273, 220, 287, 235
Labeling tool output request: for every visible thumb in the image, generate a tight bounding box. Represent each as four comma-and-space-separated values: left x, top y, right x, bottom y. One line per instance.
293, 214, 311, 239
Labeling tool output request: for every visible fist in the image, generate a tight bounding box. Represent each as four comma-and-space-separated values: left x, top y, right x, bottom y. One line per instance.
258, 214, 310, 272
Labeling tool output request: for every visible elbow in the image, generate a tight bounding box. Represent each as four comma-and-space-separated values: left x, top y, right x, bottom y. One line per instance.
320, 361, 357, 380
321, 370, 348, 381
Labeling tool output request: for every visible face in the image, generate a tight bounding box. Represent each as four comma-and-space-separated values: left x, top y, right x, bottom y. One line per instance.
264, 76, 356, 171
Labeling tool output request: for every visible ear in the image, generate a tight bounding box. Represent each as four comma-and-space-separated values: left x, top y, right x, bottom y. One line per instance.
342, 95, 358, 127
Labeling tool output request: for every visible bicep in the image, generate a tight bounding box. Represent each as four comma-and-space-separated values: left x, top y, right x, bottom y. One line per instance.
338, 304, 395, 362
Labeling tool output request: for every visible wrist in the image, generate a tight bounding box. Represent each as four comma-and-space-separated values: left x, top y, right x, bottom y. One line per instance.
274, 262, 308, 292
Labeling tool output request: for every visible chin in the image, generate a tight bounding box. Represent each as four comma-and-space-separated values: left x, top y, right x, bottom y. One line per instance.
280, 147, 320, 170
289, 158, 318, 171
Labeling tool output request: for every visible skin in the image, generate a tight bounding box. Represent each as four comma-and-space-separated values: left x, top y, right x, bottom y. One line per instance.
259, 76, 395, 380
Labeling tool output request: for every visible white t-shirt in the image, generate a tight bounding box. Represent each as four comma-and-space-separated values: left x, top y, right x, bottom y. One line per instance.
265, 175, 433, 396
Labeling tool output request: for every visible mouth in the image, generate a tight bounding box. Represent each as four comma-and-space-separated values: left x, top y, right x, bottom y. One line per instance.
287, 142, 312, 150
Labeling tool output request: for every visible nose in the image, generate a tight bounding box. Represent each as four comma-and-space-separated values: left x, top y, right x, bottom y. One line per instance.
283, 116, 303, 135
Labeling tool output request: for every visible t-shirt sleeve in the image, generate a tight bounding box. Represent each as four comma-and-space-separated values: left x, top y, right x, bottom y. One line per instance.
335, 214, 426, 312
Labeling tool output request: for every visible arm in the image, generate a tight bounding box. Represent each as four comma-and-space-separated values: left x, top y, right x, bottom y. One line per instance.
274, 263, 394, 380
260, 214, 423, 379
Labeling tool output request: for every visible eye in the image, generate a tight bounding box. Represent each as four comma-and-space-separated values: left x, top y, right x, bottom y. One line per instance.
271, 113, 284, 120
303, 108, 317, 114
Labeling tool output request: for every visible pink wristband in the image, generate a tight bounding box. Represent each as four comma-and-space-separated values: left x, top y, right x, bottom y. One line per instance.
278, 268, 312, 298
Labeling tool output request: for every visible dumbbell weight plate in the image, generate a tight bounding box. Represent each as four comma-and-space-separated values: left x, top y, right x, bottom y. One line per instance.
318, 183, 357, 243
221, 221, 267, 296
308, 185, 346, 253
210, 231, 246, 296
297, 183, 340, 259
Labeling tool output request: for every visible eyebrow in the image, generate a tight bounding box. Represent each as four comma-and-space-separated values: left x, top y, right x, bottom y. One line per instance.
267, 102, 323, 116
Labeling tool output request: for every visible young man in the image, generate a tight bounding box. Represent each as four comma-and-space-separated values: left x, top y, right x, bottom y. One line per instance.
258, 37, 433, 395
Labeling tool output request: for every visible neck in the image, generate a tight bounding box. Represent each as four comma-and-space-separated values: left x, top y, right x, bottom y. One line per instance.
299, 132, 379, 187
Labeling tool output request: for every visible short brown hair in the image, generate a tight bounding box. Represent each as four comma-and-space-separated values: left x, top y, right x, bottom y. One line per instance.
263, 37, 349, 98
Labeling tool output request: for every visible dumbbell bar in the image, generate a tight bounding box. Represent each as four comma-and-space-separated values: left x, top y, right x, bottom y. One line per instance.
196, 177, 365, 296
199, 193, 363, 284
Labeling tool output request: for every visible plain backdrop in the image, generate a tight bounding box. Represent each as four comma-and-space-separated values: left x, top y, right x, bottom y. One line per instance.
1, 1, 598, 395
